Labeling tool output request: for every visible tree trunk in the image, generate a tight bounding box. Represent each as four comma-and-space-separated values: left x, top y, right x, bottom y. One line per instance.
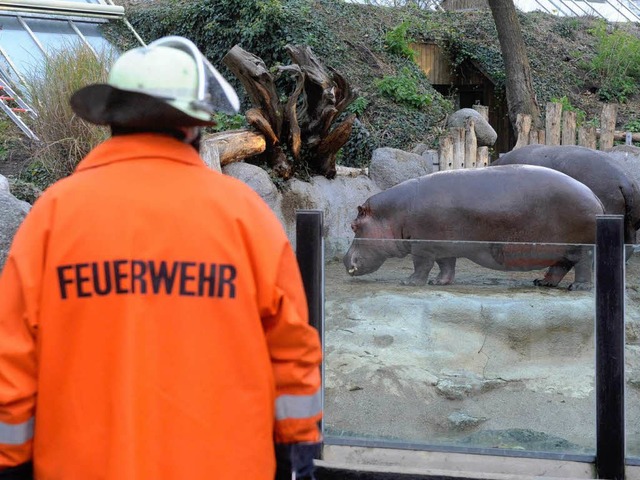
486, 0, 541, 130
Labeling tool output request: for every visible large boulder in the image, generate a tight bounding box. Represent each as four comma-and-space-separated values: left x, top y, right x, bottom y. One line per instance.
369, 147, 438, 190
221, 162, 285, 226
281, 174, 380, 255
446, 108, 497, 147
222, 162, 380, 256
0, 175, 31, 270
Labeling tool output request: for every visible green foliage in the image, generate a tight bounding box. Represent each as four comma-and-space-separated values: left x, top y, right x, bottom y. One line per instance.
338, 118, 377, 168
18, 160, 55, 191
384, 21, 416, 60
210, 113, 247, 132
624, 118, 640, 133
22, 41, 112, 183
550, 96, 586, 125
0, 119, 21, 161
375, 67, 434, 110
8, 179, 41, 204
554, 17, 580, 40
346, 96, 369, 117
112, 0, 307, 104
589, 20, 640, 103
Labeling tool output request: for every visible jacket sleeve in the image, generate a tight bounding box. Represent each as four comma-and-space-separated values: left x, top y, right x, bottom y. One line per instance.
0, 258, 37, 468
0, 202, 47, 469
262, 243, 322, 444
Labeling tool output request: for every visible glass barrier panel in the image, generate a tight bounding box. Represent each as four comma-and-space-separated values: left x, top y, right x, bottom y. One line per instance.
324, 238, 596, 457
626, 244, 640, 461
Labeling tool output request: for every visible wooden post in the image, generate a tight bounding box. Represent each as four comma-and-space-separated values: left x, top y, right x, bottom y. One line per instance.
515, 113, 532, 149
578, 126, 597, 149
528, 128, 539, 145
626, 132, 633, 146
538, 129, 546, 145
439, 134, 454, 171
477, 146, 490, 168
545, 102, 562, 145
451, 127, 465, 169
599, 103, 618, 150
561, 110, 577, 145
472, 104, 489, 121
465, 118, 478, 168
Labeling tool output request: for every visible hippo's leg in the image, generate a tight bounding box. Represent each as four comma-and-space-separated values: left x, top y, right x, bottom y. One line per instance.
429, 257, 457, 285
401, 253, 435, 286
568, 254, 594, 291
533, 259, 573, 288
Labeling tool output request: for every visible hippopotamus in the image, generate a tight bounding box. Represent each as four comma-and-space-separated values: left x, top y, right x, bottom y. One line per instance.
492, 144, 640, 245
343, 165, 605, 290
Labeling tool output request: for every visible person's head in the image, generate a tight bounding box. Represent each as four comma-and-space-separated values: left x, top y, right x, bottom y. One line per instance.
70, 36, 240, 148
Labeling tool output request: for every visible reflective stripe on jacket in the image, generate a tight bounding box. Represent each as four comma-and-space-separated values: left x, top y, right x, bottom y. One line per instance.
0, 133, 322, 480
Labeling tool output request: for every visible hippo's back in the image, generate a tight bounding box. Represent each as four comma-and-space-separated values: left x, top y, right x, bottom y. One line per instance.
402, 164, 604, 244
493, 145, 636, 215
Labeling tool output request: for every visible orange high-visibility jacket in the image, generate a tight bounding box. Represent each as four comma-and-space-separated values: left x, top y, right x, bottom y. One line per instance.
0, 133, 322, 480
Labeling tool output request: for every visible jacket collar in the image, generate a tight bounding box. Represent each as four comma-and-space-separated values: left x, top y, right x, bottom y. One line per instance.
75, 133, 206, 172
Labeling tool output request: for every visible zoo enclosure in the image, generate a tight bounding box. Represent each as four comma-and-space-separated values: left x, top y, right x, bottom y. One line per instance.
295, 209, 635, 480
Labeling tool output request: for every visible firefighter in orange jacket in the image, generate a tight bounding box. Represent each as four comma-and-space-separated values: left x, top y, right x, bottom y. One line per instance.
0, 36, 322, 480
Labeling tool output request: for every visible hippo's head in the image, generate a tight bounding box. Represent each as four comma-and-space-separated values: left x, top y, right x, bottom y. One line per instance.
343, 201, 401, 277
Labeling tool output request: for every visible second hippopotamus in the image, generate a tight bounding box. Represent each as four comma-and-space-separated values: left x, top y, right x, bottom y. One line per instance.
343, 165, 605, 290
492, 144, 640, 244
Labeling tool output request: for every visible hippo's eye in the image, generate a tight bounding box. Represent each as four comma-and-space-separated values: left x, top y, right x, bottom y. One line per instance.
351, 222, 358, 233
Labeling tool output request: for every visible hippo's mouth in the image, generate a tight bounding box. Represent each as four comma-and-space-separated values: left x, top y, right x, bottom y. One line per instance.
345, 263, 382, 277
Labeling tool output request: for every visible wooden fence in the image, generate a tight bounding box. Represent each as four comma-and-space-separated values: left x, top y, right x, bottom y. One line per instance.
513, 102, 640, 151
438, 105, 491, 171
437, 102, 640, 171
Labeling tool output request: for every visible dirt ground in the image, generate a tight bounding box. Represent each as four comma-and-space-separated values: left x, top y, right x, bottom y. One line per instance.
322, 248, 640, 458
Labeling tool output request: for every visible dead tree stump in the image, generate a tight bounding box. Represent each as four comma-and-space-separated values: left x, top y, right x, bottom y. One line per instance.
222, 44, 356, 179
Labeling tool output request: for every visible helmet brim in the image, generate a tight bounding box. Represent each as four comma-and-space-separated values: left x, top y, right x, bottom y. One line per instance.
70, 84, 218, 128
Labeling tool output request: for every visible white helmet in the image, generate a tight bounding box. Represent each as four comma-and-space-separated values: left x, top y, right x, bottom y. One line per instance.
70, 36, 240, 128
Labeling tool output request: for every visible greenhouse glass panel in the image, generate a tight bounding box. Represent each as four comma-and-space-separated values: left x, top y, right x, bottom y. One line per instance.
0, 16, 45, 83
74, 21, 117, 56
22, 17, 78, 55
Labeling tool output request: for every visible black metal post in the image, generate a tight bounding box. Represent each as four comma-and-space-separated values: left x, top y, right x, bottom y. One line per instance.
295, 209, 325, 437
596, 215, 625, 480
295, 210, 324, 333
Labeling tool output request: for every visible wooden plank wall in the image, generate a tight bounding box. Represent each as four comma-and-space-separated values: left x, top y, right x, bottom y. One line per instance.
410, 43, 451, 85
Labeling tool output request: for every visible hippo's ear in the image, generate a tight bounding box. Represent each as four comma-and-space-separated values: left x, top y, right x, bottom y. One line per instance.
356, 204, 370, 218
